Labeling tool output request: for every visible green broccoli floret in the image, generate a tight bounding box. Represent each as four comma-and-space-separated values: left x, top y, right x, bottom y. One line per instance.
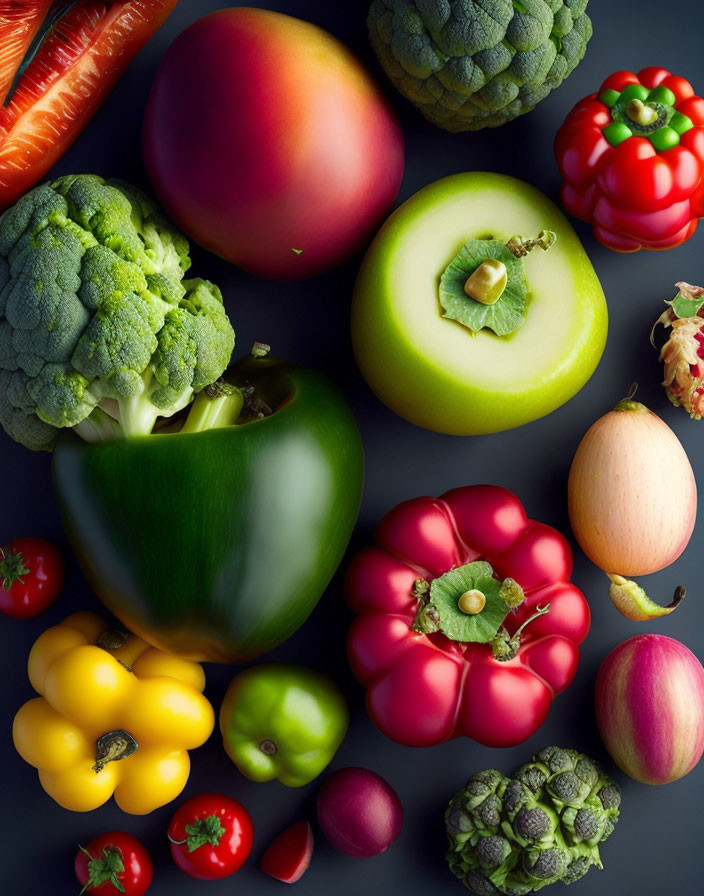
368, 0, 592, 132
0, 175, 235, 450
445, 747, 621, 895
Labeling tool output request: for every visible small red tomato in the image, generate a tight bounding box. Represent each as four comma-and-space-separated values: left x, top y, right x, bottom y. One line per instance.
168, 793, 254, 880
0, 537, 63, 618
74, 832, 153, 896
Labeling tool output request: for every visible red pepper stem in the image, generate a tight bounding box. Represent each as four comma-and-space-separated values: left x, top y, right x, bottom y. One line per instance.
626, 98, 658, 127
491, 603, 551, 662
512, 604, 551, 640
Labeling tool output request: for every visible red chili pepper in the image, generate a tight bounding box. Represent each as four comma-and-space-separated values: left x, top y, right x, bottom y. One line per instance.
555, 67, 704, 252
345, 486, 590, 748
0, 1, 178, 210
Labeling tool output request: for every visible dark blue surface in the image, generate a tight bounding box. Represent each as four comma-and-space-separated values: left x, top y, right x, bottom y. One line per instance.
1, 1, 702, 894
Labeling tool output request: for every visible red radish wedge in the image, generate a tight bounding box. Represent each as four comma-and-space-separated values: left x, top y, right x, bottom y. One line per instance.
260, 821, 313, 884
595, 634, 704, 785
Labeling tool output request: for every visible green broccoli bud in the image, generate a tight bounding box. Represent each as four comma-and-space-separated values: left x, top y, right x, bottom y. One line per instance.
465, 870, 502, 896
521, 847, 569, 881
368, 1, 592, 132
0, 175, 236, 450
445, 747, 621, 895
562, 855, 591, 885
514, 807, 551, 841
476, 836, 512, 869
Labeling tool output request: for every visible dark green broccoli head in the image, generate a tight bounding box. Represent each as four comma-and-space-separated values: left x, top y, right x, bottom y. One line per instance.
445, 747, 620, 895
0, 175, 235, 450
368, 0, 592, 132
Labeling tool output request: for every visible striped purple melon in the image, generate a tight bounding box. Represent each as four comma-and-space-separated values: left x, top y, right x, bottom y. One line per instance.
595, 634, 704, 785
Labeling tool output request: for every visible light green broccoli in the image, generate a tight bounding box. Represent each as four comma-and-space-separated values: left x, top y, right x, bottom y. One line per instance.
0, 175, 235, 450
368, 0, 592, 132
445, 747, 621, 895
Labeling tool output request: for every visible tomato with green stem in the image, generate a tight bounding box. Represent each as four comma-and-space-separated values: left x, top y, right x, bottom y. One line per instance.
168, 793, 254, 881
0, 537, 63, 618
74, 832, 153, 895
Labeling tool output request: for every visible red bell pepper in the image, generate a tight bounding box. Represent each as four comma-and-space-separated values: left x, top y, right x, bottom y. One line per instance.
555, 67, 704, 252
0, 0, 178, 210
345, 485, 590, 748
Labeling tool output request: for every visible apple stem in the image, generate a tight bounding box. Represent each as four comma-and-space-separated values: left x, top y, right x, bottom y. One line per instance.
506, 230, 556, 258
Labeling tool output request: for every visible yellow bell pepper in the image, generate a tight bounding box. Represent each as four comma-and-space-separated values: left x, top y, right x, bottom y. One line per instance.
12, 612, 214, 814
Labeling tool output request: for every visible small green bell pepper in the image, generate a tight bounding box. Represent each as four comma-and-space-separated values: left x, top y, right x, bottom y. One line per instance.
219, 663, 349, 787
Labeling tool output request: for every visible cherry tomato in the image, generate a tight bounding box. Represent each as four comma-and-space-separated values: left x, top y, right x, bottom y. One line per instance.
74, 832, 153, 896
168, 793, 254, 880
0, 537, 63, 618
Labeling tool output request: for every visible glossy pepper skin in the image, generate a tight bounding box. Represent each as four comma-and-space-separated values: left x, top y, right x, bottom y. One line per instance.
12, 612, 214, 814
219, 663, 348, 786
346, 486, 591, 748
52, 357, 364, 663
555, 67, 704, 251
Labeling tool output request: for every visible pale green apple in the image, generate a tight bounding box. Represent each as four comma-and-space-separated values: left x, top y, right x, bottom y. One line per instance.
351, 173, 607, 434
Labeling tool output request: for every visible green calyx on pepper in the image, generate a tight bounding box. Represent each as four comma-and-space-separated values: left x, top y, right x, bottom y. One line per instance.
600, 82, 694, 149
412, 560, 550, 661
439, 231, 556, 337
219, 663, 349, 787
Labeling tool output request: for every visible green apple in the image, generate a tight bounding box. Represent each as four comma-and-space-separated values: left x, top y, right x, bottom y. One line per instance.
351, 173, 607, 434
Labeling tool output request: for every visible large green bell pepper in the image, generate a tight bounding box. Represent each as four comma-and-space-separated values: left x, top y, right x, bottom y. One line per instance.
219, 663, 349, 786
52, 355, 364, 663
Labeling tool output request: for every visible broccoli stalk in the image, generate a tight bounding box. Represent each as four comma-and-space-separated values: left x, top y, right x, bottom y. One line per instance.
180, 380, 244, 434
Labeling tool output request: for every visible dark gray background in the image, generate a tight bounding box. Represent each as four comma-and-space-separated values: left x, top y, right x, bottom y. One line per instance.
1, 1, 702, 893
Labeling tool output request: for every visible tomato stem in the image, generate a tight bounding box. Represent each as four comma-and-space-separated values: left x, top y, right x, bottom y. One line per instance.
0, 545, 29, 590
78, 844, 126, 895
170, 814, 226, 852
